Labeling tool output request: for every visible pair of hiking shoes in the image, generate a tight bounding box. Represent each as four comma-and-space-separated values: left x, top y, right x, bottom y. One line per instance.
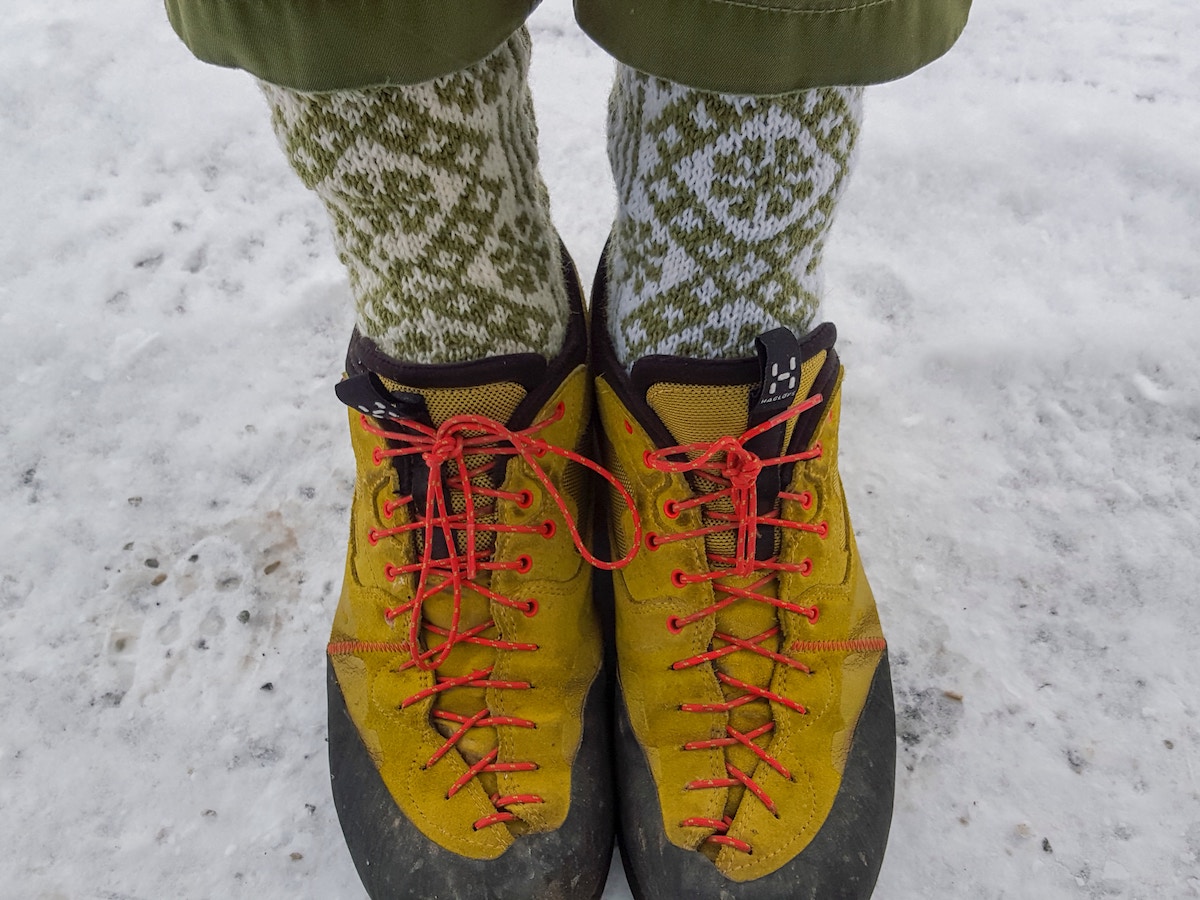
325, 247, 895, 899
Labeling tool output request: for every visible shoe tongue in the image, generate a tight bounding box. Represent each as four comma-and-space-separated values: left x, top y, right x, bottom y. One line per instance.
337, 337, 551, 564
334, 370, 530, 433
649, 380, 754, 447
632, 327, 833, 561
633, 327, 829, 452
341, 331, 549, 428
376, 377, 528, 428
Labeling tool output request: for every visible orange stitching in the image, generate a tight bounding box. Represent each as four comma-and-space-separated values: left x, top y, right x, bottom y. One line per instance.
791, 638, 888, 653
327, 640, 408, 655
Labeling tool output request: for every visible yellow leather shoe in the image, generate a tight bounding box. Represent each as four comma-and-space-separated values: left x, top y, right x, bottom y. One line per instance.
326, 252, 633, 899
591, 256, 895, 899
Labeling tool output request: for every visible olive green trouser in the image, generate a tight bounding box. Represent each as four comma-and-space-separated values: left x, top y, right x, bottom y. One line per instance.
166, 0, 971, 95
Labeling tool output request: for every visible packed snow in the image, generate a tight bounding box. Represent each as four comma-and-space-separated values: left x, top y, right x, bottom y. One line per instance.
2, 1, 1198, 897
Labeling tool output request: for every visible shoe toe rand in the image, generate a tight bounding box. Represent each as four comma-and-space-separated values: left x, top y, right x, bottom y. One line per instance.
617, 652, 896, 900
328, 658, 614, 900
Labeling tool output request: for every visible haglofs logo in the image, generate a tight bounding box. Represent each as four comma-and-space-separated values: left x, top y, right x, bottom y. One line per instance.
763, 356, 798, 402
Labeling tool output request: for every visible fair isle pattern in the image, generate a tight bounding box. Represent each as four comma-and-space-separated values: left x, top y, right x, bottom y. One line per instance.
606, 70, 863, 365
260, 30, 567, 364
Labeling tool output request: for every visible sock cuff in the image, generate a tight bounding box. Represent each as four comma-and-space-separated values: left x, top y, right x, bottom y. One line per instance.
260, 28, 569, 365
605, 69, 863, 366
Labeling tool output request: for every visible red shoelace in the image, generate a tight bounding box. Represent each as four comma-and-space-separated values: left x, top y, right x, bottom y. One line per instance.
329, 401, 640, 831
643, 396, 828, 854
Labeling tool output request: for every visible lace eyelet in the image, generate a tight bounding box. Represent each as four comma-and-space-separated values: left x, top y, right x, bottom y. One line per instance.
798, 492, 813, 510
623, 419, 634, 434
522, 599, 539, 618
805, 606, 820, 624
514, 555, 533, 574
645, 532, 661, 551
666, 615, 684, 634
384, 564, 400, 581
663, 499, 680, 519
372, 446, 384, 466
817, 521, 829, 539
799, 558, 813, 577
643, 450, 655, 469
515, 489, 534, 509
382, 499, 397, 519
367, 529, 380, 546
553, 401, 565, 418
670, 570, 688, 589
539, 520, 556, 539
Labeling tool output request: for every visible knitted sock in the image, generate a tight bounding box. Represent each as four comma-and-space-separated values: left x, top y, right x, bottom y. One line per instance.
260, 29, 567, 365
605, 68, 863, 366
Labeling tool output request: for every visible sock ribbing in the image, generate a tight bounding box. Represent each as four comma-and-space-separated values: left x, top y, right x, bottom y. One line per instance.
260, 29, 567, 365
606, 69, 863, 366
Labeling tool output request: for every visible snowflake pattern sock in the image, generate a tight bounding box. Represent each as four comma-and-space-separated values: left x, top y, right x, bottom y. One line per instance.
260, 29, 567, 365
605, 68, 863, 365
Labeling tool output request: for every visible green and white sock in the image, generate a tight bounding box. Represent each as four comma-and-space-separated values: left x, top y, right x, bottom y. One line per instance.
606, 68, 863, 366
260, 29, 567, 365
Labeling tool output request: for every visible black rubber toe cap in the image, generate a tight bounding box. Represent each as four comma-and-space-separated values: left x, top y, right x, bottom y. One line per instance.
328, 660, 614, 900
616, 653, 896, 900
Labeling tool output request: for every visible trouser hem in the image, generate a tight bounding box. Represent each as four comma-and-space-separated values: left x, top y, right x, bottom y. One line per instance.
165, 0, 539, 90
575, 0, 972, 94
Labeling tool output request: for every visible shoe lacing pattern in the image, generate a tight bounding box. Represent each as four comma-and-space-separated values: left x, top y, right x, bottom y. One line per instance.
331, 401, 640, 831
644, 395, 828, 855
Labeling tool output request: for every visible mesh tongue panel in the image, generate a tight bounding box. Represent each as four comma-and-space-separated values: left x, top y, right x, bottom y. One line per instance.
647, 382, 755, 446
646, 353, 825, 448
379, 379, 528, 428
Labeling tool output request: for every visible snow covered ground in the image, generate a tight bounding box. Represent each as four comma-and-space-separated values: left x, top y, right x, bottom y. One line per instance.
2, 0, 1199, 897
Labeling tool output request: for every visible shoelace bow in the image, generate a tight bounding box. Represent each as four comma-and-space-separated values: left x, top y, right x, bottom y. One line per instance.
643, 395, 828, 854
334, 401, 641, 831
